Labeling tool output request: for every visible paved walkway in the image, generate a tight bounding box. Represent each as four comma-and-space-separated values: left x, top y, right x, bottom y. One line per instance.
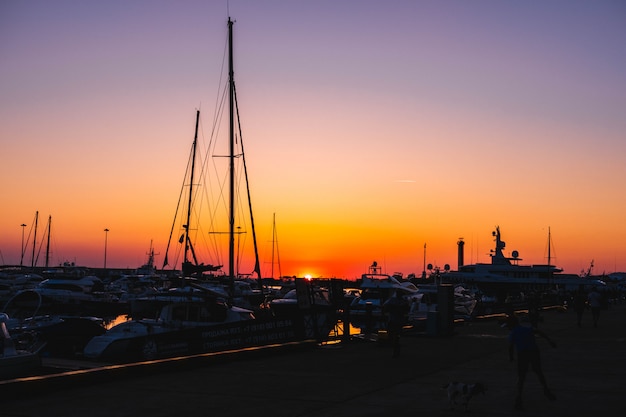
2, 304, 625, 416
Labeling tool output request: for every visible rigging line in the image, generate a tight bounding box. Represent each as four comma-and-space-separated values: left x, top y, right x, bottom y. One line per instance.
49, 219, 62, 266
207, 30, 230, 153
200, 30, 230, 262
195, 116, 220, 266
206, 82, 230, 224
203, 88, 235, 269
22, 215, 36, 265
34, 216, 49, 267
268, 213, 282, 279
184, 111, 206, 269
204, 90, 228, 266
275, 217, 282, 279
162, 129, 196, 269
207, 150, 250, 270
23, 211, 37, 267
233, 80, 261, 279
206, 81, 228, 163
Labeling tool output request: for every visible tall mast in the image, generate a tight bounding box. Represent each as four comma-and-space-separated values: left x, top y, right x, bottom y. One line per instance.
235, 92, 262, 284
230, 18, 263, 291
228, 18, 235, 292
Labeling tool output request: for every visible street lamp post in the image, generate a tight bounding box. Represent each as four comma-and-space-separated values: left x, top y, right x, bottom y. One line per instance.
236, 225, 241, 278
103, 228, 109, 269
422, 243, 427, 279
20, 223, 26, 267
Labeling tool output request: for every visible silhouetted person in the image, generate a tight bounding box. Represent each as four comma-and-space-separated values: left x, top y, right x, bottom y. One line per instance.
572, 286, 588, 327
588, 287, 602, 328
527, 292, 541, 328
383, 290, 408, 358
505, 314, 556, 411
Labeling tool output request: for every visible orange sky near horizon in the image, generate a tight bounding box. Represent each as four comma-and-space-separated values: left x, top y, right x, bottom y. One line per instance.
1, 1, 625, 279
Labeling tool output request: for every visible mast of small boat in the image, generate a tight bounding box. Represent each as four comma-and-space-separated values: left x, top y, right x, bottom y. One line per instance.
31, 211, 38, 268
146, 240, 156, 269
45, 215, 52, 268
547, 226, 553, 284
271, 213, 282, 279
184, 110, 201, 278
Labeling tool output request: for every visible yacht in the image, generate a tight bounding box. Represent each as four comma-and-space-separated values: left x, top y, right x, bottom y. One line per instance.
442, 226, 606, 294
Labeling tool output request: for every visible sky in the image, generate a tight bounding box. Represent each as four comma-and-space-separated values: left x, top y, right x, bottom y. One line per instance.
1, 0, 625, 280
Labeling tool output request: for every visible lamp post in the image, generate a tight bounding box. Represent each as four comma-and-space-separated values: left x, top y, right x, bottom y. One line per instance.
20, 223, 26, 267
103, 228, 109, 269
236, 225, 241, 278
422, 243, 427, 279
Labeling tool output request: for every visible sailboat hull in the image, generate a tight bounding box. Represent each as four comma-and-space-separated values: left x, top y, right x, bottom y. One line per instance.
84, 315, 326, 363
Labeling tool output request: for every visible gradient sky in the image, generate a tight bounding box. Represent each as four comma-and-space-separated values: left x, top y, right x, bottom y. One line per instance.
1, 1, 625, 279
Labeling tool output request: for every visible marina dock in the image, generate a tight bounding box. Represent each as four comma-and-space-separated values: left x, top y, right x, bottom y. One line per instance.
2, 304, 625, 416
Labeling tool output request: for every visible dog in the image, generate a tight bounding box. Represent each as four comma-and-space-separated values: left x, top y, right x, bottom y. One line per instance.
442, 381, 487, 411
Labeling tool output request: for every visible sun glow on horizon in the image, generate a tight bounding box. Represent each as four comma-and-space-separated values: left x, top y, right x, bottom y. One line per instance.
1, 2, 625, 278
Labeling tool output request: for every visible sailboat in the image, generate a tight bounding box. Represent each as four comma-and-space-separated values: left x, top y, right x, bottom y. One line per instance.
85, 106, 255, 361
84, 19, 336, 363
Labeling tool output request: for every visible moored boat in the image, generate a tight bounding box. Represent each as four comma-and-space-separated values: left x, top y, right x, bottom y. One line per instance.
1, 313, 45, 380
3, 289, 106, 357
348, 265, 419, 331
442, 226, 606, 300
83, 290, 256, 362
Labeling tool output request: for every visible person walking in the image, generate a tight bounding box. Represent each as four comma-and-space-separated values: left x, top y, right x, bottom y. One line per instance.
588, 287, 602, 328
527, 291, 541, 328
505, 314, 557, 411
383, 290, 409, 358
572, 286, 588, 327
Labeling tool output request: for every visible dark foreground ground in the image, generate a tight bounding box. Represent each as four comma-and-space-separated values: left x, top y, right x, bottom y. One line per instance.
2, 304, 625, 417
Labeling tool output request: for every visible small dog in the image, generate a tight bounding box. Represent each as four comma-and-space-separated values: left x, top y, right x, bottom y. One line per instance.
443, 381, 487, 411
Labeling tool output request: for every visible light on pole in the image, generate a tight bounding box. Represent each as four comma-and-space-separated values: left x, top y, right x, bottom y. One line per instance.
20, 223, 27, 267
236, 225, 241, 278
103, 228, 109, 269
